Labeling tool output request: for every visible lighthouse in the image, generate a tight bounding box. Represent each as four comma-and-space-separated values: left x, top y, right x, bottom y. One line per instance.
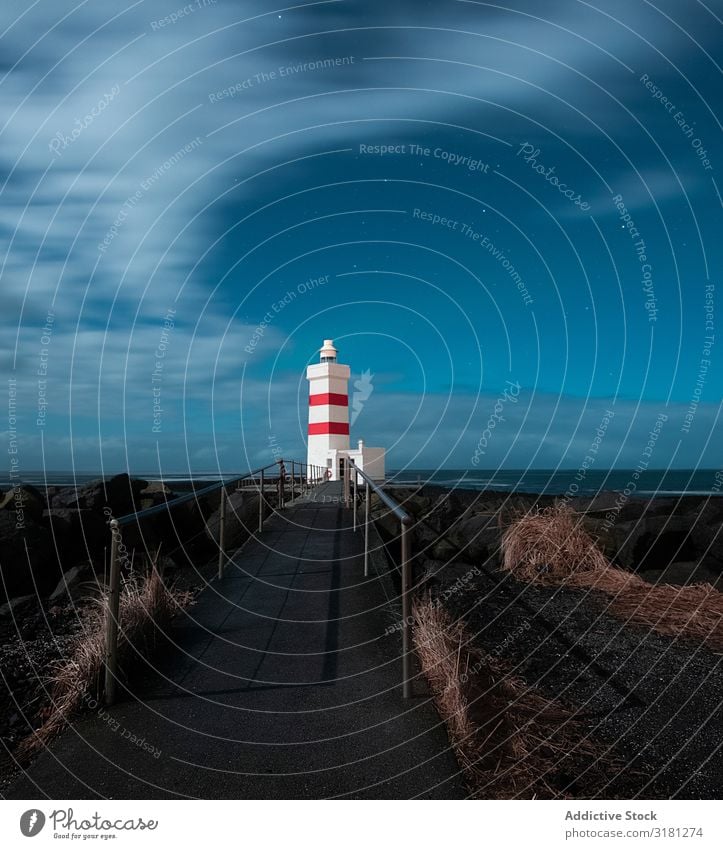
306, 339, 385, 481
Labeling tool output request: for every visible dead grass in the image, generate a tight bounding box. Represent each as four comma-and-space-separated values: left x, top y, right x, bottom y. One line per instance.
17, 565, 191, 757
501, 503, 723, 651
501, 503, 608, 581
413, 596, 613, 798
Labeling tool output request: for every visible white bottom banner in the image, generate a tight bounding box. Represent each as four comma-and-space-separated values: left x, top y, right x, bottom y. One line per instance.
1, 800, 720, 848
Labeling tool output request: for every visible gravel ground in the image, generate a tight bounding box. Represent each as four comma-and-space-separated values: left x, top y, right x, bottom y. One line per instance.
0, 601, 95, 795
0, 556, 215, 797
426, 561, 723, 798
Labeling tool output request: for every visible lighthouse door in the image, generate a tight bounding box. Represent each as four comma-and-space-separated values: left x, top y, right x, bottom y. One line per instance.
338, 457, 345, 482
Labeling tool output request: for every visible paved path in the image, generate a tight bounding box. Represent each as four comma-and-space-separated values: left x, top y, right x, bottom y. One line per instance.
9, 483, 465, 799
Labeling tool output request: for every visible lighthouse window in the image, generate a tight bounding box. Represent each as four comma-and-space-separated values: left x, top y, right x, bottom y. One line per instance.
320, 355, 336, 363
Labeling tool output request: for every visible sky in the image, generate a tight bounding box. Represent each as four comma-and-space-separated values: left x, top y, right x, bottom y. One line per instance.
1, 0, 721, 476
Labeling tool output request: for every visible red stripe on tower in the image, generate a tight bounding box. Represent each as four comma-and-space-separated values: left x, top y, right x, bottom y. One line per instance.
308, 422, 350, 435
309, 392, 348, 407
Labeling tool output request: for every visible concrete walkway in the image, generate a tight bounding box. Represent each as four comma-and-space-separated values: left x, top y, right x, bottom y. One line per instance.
9, 483, 465, 799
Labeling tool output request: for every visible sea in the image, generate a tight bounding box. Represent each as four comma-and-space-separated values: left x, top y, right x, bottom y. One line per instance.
2, 468, 722, 497
388, 468, 723, 497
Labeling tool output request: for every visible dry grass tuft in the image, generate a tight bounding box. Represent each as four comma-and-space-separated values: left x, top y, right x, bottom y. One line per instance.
17, 564, 191, 757
501, 503, 723, 650
501, 503, 608, 581
414, 597, 610, 798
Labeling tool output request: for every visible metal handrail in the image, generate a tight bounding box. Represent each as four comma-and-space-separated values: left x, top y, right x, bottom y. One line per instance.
112, 462, 283, 526
350, 463, 412, 525
348, 460, 414, 698
104, 458, 323, 704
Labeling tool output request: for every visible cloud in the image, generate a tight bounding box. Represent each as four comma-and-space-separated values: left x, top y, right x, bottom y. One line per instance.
1, 1, 719, 472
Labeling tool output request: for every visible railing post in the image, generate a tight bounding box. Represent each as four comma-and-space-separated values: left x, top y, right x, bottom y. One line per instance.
104, 520, 122, 706
352, 462, 358, 531
401, 519, 412, 699
364, 481, 370, 578
343, 460, 349, 507
259, 467, 265, 532
218, 486, 226, 580
278, 459, 285, 509
291, 460, 296, 501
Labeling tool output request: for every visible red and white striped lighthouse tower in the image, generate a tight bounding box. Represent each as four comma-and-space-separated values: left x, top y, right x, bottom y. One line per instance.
306, 338, 386, 481
307, 340, 350, 479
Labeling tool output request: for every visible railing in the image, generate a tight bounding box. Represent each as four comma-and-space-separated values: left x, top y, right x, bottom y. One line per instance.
104, 459, 325, 704
346, 460, 414, 698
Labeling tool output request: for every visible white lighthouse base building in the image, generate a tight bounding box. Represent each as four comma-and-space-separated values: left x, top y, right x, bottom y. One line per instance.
306, 339, 386, 482
315, 440, 386, 483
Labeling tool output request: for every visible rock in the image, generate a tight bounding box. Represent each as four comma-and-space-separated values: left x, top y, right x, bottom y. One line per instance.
137, 482, 178, 512
412, 520, 444, 554
138, 498, 215, 568
42, 508, 74, 566
0, 512, 55, 601
141, 481, 175, 496
583, 514, 695, 570
429, 538, 460, 563
48, 565, 88, 602
20, 619, 38, 639
419, 559, 448, 581
447, 512, 500, 563
206, 491, 260, 551
0, 595, 35, 619
689, 520, 723, 569
0, 484, 46, 523
641, 561, 722, 589
51, 473, 148, 518
370, 498, 401, 539
43, 508, 110, 568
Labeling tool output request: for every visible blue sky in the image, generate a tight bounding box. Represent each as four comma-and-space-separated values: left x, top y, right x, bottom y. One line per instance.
1, 0, 721, 475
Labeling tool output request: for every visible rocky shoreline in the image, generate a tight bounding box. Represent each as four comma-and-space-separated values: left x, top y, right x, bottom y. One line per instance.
0, 474, 265, 786
372, 485, 723, 798
377, 485, 723, 589
3, 477, 721, 796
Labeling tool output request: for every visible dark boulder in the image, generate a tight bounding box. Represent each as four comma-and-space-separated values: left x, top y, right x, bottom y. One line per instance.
640, 561, 722, 589
688, 519, 723, 570
0, 484, 46, 523
206, 491, 260, 551
44, 508, 110, 567
0, 594, 35, 619
145, 500, 214, 568
138, 481, 177, 511
446, 512, 501, 564
0, 512, 55, 600
48, 564, 93, 602
428, 537, 461, 563
51, 473, 148, 519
